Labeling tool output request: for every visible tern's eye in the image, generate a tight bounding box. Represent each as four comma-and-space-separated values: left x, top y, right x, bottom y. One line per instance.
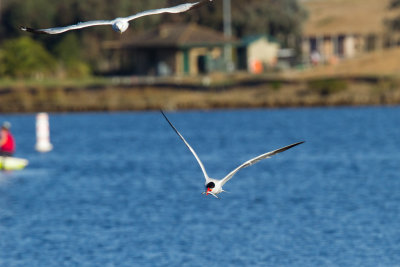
206, 182, 215, 188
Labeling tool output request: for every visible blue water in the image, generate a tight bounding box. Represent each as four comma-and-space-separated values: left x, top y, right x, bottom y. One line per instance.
1, 107, 400, 266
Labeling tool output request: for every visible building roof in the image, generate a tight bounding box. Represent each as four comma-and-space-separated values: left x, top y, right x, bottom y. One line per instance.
105, 23, 236, 49
302, 0, 393, 36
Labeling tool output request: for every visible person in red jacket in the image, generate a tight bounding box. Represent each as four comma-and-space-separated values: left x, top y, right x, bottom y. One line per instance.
0, 122, 15, 156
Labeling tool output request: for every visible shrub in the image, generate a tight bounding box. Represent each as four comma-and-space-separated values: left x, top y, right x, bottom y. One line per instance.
53, 34, 92, 78
308, 78, 348, 96
0, 37, 56, 78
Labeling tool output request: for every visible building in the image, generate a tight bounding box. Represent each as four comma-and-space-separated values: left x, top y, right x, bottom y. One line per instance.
237, 35, 280, 73
103, 23, 236, 76
301, 0, 393, 65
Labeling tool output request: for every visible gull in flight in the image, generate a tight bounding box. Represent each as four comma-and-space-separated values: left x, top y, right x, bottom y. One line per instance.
21, 0, 212, 35
161, 111, 304, 198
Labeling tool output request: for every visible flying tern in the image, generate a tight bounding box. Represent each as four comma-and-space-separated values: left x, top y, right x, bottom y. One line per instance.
161, 111, 304, 198
21, 0, 212, 35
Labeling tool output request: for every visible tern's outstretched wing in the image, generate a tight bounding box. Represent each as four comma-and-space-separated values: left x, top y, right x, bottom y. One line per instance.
161, 110, 210, 181
125, 1, 211, 22
220, 141, 304, 186
21, 20, 112, 34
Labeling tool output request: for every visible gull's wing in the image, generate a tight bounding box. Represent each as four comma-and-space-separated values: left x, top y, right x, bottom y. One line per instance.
161, 110, 210, 181
21, 20, 112, 35
220, 141, 304, 186
125, 1, 210, 22
20, 1, 212, 34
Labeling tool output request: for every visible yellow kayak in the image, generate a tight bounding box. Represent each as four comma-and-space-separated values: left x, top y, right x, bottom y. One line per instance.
0, 156, 29, 171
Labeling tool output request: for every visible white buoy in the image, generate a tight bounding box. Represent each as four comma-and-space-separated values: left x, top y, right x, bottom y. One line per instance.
35, 112, 53, 152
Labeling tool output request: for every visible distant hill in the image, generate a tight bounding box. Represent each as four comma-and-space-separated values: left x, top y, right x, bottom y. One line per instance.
300, 47, 400, 77
302, 0, 392, 35
300, 0, 400, 77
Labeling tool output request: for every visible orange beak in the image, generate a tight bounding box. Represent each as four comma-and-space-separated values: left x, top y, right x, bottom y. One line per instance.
206, 188, 212, 195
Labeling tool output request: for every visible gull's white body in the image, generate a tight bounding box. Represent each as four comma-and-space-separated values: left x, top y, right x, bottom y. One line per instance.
112, 19, 129, 33
161, 111, 304, 198
21, 1, 212, 34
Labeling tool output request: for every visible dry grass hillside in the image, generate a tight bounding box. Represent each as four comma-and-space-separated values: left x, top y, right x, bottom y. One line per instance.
299, 0, 400, 78
299, 47, 400, 78
302, 0, 393, 35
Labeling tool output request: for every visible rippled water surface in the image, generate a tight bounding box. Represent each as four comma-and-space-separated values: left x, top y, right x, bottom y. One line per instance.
1, 107, 400, 266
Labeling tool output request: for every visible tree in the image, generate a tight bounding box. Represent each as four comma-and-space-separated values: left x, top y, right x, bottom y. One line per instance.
384, 0, 400, 46
0, 0, 57, 39
0, 0, 308, 72
165, 0, 307, 44
53, 33, 91, 78
0, 37, 56, 78
389, 0, 400, 9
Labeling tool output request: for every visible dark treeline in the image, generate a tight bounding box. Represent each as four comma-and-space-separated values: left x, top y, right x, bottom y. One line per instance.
0, 0, 307, 78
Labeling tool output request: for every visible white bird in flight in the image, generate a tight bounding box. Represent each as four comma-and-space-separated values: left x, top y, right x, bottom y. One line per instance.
20, 0, 212, 35
161, 111, 304, 198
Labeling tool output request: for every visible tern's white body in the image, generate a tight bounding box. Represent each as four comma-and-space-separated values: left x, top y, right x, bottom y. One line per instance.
161, 111, 304, 198
204, 178, 223, 195
21, 1, 212, 35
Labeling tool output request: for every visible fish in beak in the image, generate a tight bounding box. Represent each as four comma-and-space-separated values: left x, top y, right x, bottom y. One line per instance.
206, 188, 212, 195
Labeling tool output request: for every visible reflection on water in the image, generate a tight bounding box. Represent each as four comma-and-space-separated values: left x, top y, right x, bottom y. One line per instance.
1, 107, 400, 266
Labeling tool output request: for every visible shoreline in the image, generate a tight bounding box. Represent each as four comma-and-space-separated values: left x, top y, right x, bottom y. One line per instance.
1, 75, 400, 113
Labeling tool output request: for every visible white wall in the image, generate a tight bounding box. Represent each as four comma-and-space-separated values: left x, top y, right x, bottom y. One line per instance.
247, 37, 279, 72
